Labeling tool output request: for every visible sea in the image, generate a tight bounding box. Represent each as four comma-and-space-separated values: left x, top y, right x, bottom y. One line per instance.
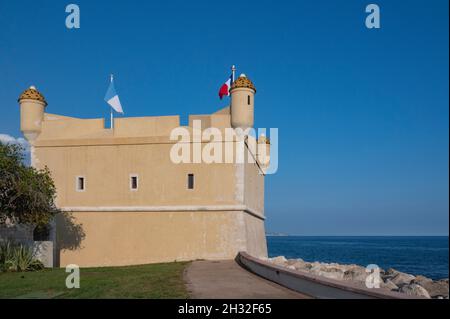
267, 236, 449, 280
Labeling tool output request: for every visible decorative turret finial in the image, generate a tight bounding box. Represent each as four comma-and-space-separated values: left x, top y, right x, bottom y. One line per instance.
18, 85, 47, 106
230, 74, 256, 92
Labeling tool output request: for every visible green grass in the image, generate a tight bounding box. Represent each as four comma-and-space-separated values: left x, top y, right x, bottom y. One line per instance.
0, 262, 189, 299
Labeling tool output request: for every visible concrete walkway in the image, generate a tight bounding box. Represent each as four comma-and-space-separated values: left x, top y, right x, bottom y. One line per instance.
184, 260, 309, 299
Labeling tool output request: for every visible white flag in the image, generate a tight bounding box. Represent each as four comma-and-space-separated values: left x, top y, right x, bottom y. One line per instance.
104, 79, 123, 113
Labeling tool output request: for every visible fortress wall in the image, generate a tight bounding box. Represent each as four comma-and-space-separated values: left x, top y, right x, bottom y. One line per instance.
240, 149, 267, 258
243, 213, 268, 258
188, 115, 211, 129
32, 125, 267, 266
56, 210, 248, 267
210, 114, 231, 128
38, 115, 182, 141
39, 118, 105, 140
33, 143, 238, 207
243, 154, 265, 215
114, 116, 180, 137
44, 113, 79, 120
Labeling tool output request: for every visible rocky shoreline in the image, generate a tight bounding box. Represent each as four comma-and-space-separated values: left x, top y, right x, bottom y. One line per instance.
264, 256, 449, 299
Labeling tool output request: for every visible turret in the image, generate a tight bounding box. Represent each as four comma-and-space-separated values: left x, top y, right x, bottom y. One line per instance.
230, 74, 256, 129
18, 86, 47, 142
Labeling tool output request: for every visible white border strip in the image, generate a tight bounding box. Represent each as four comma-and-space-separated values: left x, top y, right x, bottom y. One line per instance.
60, 205, 265, 220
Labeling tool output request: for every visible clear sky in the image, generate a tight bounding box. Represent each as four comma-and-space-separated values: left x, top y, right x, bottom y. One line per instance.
0, 0, 448, 235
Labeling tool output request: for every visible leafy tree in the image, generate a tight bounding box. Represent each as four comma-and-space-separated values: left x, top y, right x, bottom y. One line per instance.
0, 142, 60, 227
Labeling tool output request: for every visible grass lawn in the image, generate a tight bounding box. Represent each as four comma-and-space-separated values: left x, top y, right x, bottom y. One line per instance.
0, 262, 189, 299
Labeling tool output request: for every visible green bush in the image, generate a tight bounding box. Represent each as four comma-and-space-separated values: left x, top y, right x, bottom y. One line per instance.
1, 142, 60, 227
0, 241, 14, 272
0, 241, 43, 272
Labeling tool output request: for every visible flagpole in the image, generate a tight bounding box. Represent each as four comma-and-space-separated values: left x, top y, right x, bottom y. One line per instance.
110, 74, 114, 130
230, 65, 236, 106
231, 65, 236, 83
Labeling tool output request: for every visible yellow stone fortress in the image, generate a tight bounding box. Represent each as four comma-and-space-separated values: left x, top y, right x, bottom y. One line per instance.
18, 74, 270, 267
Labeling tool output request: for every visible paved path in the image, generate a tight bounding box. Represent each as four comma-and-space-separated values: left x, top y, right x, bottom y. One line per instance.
184, 260, 309, 299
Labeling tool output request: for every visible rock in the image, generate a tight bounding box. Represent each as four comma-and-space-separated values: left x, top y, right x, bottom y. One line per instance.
412, 275, 432, 289
343, 266, 368, 283
400, 284, 431, 299
390, 272, 416, 287
269, 256, 287, 265
380, 279, 399, 291
291, 261, 309, 271
306, 263, 348, 281
286, 258, 304, 266
384, 268, 398, 276
303, 263, 314, 270
413, 277, 449, 298
309, 261, 321, 269
414, 275, 433, 286
382, 268, 399, 280
263, 257, 442, 298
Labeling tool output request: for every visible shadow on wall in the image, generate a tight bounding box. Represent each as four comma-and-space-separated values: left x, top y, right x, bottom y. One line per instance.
55, 212, 85, 267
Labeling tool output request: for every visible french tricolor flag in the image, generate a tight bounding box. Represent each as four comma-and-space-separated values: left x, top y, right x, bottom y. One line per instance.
218, 74, 233, 100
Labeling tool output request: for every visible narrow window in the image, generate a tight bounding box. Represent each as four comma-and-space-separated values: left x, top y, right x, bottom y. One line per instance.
76, 176, 85, 191
188, 174, 194, 189
247, 95, 251, 105
130, 175, 138, 191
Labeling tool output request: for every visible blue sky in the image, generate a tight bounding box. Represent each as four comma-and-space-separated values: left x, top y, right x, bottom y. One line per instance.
0, 0, 448, 235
